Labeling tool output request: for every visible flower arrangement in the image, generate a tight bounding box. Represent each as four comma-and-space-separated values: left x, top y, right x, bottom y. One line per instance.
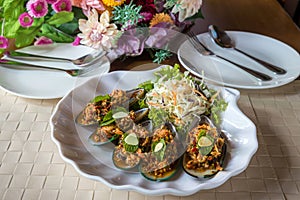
0, 0, 204, 63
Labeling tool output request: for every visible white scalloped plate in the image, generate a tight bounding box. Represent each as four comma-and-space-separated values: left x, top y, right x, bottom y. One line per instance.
50, 67, 258, 196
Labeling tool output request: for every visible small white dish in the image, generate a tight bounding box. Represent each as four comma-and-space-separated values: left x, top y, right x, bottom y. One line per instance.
0, 55, 110, 99
50, 67, 258, 196
178, 31, 300, 89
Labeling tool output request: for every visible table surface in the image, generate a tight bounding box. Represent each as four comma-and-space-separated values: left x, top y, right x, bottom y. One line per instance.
1, 0, 300, 200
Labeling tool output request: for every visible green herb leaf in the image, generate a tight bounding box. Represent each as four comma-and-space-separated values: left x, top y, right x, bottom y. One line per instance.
100, 119, 115, 126
102, 110, 113, 122
91, 94, 111, 103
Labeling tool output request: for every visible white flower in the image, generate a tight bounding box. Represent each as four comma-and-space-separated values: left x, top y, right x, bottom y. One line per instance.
171, 0, 203, 22
78, 9, 119, 50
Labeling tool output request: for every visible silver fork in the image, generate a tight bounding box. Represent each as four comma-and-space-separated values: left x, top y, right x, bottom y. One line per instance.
8, 49, 104, 66
186, 31, 273, 81
0, 51, 107, 77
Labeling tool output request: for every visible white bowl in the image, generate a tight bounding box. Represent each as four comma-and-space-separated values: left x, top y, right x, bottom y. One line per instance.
50, 67, 258, 196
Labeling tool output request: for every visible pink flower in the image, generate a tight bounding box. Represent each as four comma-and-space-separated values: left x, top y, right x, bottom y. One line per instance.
78, 10, 119, 50
52, 0, 72, 12
46, 0, 57, 3
72, 36, 81, 46
34, 36, 53, 45
18, 12, 34, 28
0, 36, 9, 49
26, 0, 48, 18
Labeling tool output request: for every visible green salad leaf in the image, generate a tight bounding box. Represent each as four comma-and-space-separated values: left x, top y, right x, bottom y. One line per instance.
138, 81, 154, 92
154, 63, 183, 81
148, 108, 169, 128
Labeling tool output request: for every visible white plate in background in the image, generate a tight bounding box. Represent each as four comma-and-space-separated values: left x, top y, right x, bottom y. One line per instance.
178, 31, 300, 89
0, 44, 110, 99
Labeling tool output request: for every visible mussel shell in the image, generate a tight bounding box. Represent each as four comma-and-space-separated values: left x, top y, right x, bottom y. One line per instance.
75, 110, 98, 126
88, 129, 120, 146
182, 142, 226, 179
127, 88, 145, 106
133, 108, 149, 123
138, 122, 182, 181
183, 115, 226, 179
112, 148, 140, 170
139, 159, 180, 182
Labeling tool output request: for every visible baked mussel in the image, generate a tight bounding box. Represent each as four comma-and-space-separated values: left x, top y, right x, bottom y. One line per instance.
139, 122, 182, 181
182, 115, 226, 179
88, 108, 149, 146
112, 120, 152, 170
76, 88, 145, 126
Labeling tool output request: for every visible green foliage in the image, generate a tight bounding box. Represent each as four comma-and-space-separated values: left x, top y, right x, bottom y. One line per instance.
14, 18, 45, 47
112, 1, 144, 28
0, 0, 77, 49
46, 11, 74, 27
153, 49, 173, 64
2, 0, 25, 20
39, 24, 74, 43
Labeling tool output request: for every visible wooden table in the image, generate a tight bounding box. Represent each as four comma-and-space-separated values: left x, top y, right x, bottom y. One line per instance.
1, 1, 300, 200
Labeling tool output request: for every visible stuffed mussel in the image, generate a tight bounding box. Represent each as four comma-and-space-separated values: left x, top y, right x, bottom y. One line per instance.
76, 88, 145, 126
139, 122, 182, 181
112, 121, 152, 170
88, 108, 149, 146
182, 115, 226, 179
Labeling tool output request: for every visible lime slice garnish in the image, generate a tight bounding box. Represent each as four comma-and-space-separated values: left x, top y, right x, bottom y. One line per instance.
124, 133, 139, 146
154, 142, 164, 152
112, 111, 128, 119
198, 136, 213, 147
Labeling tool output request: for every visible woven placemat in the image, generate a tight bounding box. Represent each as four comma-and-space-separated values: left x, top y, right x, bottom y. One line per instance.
1, 81, 300, 199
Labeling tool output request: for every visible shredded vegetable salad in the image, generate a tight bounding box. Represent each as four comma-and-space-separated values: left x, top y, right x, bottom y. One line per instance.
139, 64, 228, 128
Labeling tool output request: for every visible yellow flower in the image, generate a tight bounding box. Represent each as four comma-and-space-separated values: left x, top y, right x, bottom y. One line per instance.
102, 0, 125, 7
78, 9, 119, 50
150, 13, 174, 27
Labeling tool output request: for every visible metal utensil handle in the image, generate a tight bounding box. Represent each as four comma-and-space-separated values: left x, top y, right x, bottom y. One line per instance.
0, 59, 79, 77
9, 51, 71, 62
215, 55, 273, 81
234, 48, 287, 75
